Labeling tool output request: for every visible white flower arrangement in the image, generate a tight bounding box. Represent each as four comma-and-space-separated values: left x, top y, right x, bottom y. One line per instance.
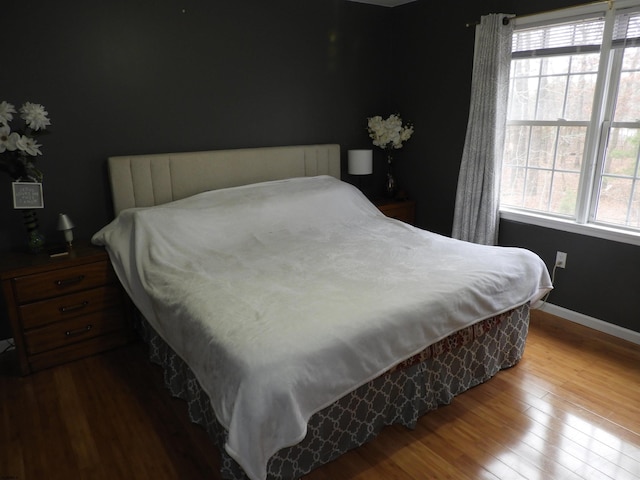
367, 113, 414, 150
0, 100, 51, 182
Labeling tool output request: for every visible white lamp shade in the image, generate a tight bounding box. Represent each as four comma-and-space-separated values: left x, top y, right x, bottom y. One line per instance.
348, 150, 373, 175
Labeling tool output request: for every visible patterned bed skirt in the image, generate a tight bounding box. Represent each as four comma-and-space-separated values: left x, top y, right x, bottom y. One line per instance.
136, 303, 530, 480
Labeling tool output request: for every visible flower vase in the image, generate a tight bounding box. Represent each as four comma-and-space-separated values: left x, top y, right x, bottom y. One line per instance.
386, 155, 397, 198
22, 209, 45, 254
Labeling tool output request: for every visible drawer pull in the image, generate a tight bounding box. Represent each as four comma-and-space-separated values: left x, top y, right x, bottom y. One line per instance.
55, 275, 85, 287
59, 301, 89, 313
65, 325, 93, 337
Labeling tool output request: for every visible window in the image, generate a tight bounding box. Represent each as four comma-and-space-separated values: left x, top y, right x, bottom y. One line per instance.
500, 2, 640, 242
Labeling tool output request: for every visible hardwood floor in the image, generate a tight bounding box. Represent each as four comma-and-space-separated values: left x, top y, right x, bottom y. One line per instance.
1, 310, 638, 480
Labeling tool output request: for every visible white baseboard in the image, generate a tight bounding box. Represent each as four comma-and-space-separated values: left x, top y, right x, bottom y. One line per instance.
535, 302, 640, 346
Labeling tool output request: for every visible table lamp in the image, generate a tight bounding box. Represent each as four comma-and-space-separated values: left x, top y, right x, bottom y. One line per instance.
57, 213, 75, 248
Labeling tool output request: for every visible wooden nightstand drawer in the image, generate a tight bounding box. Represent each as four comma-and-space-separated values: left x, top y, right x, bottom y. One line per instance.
13, 261, 117, 303
24, 308, 127, 355
19, 285, 123, 329
1, 242, 133, 375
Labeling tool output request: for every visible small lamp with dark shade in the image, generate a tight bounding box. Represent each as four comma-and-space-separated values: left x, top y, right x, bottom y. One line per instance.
57, 213, 75, 247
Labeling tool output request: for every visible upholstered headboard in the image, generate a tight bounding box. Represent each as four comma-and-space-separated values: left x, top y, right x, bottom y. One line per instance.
107, 144, 341, 216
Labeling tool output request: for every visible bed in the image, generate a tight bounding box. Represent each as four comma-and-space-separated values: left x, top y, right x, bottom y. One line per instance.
92, 143, 552, 480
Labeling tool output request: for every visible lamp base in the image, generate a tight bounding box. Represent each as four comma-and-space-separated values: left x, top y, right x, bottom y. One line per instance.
23, 209, 45, 254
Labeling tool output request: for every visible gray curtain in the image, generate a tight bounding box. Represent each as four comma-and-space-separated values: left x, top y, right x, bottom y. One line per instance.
452, 14, 513, 245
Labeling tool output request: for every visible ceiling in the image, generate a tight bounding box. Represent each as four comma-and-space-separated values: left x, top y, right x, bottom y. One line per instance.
347, 0, 417, 7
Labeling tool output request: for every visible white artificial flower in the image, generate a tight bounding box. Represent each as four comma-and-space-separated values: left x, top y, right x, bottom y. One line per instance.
0, 125, 19, 153
0, 101, 16, 126
367, 113, 413, 150
400, 125, 414, 142
0, 100, 50, 182
20, 102, 51, 131
16, 134, 42, 156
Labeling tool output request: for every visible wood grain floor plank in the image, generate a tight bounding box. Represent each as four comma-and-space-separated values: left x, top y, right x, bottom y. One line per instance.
364, 425, 474, 480
1, 309, 638, 480
417, 405, 533, 480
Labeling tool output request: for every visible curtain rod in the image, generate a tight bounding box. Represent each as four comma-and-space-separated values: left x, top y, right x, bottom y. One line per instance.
464, 16, 510, 28
464, 0, 612, 28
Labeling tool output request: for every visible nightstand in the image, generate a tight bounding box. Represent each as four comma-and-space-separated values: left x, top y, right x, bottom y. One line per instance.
0, 241, 134, 375
374, 199, 416, 224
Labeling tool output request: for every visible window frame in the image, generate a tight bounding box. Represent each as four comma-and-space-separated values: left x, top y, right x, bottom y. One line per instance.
499, 0, 640, 247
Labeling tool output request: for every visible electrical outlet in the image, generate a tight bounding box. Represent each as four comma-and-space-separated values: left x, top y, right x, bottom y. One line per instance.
555, 251, 567, 268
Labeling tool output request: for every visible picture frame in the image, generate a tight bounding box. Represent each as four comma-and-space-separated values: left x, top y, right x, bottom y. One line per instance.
12, 182, 44, 209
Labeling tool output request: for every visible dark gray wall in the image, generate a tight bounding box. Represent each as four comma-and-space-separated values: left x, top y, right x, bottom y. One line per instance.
2, 0, 638, 338
498, 221, 640, 333
0, 0, 392, 251
392, 0, 640, 335
0, 0, 392, 338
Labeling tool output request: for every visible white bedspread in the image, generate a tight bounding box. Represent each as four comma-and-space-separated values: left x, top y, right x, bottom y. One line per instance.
92, 175, 552, 480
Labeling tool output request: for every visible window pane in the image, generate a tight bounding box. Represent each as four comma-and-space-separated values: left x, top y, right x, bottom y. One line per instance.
549, 171, 580, 215
503, 125, 530, 168
565, 72, 597, 120
621, 45, 640, 70
614, 47, 640, 122
541, 56, 569, 75
523, 169, 552, 211
508, 76, 540, 120
524, 54, 600, 121
594, 127, 640, 227
529, 126, 556, 168
512, 57, 541, 77
501, 122, 586, 216
602, 128, 640, 176
537, 76, 567, 120
595, 176, 634, 224
557, 126, 586, 172
500, 165, 526, 207
570, 52, 601, 73
502, 126, 529, 208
